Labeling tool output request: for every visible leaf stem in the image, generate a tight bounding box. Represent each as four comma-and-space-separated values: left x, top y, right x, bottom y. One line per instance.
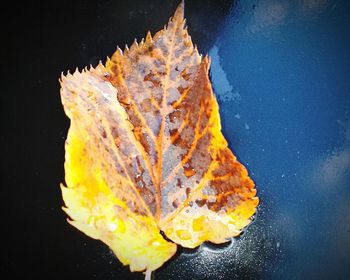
145, 269, 152, 280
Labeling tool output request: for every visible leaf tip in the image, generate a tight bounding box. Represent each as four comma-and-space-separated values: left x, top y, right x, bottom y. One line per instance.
66, 69, 73, 79
146, 31, 152, 43
173, 0, 185, 23
202, 54, 211, 69
130, 39, 139, 52
182, 18, 187, 29
59, 71, 65, 83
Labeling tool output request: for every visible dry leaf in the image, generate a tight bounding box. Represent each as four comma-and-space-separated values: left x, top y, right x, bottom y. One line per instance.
60, 1, 258, 277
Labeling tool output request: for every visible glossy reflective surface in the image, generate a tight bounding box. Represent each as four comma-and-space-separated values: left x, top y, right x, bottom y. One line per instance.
4, 0, 350, 279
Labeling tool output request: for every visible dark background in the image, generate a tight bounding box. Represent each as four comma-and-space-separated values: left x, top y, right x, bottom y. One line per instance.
2, 0, 350, 279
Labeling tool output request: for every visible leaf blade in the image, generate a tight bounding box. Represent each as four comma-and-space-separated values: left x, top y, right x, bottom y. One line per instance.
60, 0, 258, 273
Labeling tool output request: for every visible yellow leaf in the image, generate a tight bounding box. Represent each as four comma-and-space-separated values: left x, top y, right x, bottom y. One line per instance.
59, 0, 258, 276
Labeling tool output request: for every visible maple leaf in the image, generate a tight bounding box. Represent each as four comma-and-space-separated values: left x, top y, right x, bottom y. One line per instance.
59, 1, 258, 277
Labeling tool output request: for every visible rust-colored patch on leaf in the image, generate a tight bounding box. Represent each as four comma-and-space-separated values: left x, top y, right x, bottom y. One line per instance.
60, 1, 259, 277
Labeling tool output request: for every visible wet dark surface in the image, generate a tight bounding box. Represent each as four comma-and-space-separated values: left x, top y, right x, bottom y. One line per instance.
3, 0, 350, 279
